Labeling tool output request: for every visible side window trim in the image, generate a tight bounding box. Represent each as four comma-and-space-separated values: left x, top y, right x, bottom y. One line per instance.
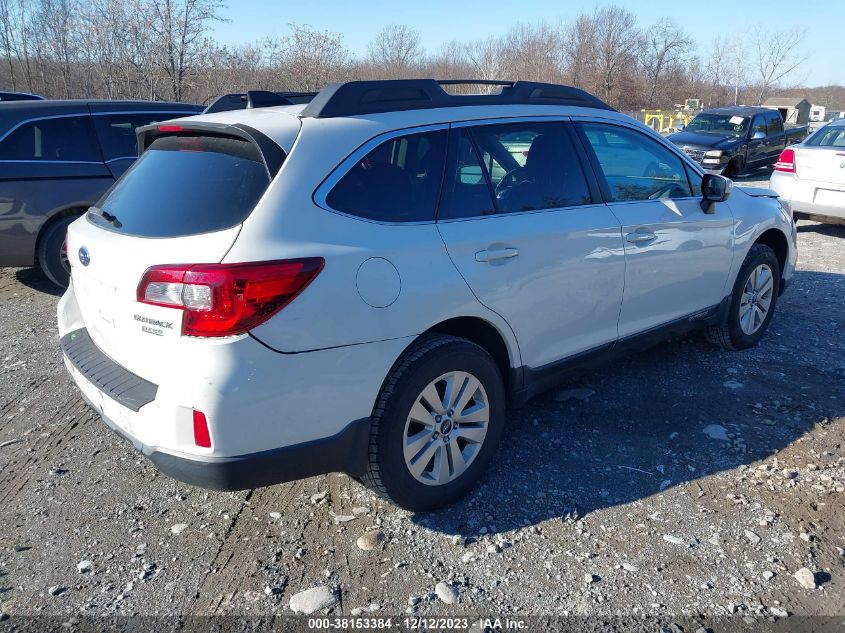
572, 117, 702, 204
566, 120, 612, 204
313, 122, 449, 225
464, 127, 500, 215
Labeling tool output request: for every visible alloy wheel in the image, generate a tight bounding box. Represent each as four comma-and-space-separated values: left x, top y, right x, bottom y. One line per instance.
402, 371, 489, 486
739, 263, 774, 335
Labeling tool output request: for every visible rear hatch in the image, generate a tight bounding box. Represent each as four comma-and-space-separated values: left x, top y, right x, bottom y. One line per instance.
66, 124, 282, 381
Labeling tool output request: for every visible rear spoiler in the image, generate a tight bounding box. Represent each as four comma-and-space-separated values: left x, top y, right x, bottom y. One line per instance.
135, 121, 287, 178
203, 90, 317, 114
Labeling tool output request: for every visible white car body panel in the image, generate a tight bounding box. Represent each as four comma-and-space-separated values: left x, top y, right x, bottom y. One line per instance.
437, 205, 625, 368
611, 197, 735, 337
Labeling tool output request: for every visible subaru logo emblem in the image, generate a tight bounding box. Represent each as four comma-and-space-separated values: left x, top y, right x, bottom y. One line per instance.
78, 247, 90, 266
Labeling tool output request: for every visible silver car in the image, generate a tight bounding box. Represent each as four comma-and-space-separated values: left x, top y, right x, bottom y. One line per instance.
770, 118, 845, 223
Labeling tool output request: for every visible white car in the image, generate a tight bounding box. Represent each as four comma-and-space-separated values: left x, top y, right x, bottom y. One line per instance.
770, 118, 845, 223
58, 80, 797, 511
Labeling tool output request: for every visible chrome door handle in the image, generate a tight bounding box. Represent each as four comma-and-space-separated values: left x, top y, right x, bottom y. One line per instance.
625, 231, 657, 244
475, 247, 519, 263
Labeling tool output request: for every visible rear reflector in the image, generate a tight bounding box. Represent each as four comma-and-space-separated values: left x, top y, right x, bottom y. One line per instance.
137, 259, 324, 337
774, 148, 796, 173
192, 410, 212, 448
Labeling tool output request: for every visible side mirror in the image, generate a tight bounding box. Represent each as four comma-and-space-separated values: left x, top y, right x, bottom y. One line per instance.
751, 130, 766, 140
700, 174, 732, 213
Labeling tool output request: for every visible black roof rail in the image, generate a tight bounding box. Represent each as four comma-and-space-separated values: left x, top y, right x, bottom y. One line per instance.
203, 90, 318, 114
300, 79, 615, 118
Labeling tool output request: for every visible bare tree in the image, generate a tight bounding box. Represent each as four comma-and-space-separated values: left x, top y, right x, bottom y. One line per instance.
496, 22, 564, 84
641, 17, 692, 106
367, 24, 423, 79
704, 35, 731, 107
724, 33, 748, 105
464, 36, 505, 87
0, 1, 825, 112
269, 23, 348, 92
0, 0, 37, 92
147, 0, 223, 101
562, 13, 596, 89
752, 27, 807, 104
592, 6, 641, 106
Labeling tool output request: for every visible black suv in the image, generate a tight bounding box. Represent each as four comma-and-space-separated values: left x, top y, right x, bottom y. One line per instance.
0, 100, 202, 286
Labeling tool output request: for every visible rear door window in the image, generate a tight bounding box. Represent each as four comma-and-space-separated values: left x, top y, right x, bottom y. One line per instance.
439, 121, 593, 219
326, 129, 447, 222
89, 134, 271, 237
0, 115, 100, 161
93, 113, 182, 161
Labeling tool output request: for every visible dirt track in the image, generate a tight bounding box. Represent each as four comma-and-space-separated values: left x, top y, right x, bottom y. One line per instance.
0, 192, 843, 627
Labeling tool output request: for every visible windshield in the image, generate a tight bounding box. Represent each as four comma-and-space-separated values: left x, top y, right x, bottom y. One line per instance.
806, 124, 845, 147
89, 134, 272, 238
685, 113, 749, 138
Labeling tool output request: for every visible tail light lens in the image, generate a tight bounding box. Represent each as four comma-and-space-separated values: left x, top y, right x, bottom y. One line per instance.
137, 258, 324, 337
775, 149, 796, 173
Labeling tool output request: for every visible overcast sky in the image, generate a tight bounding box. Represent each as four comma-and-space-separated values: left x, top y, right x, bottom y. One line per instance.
211, 0, 840, 88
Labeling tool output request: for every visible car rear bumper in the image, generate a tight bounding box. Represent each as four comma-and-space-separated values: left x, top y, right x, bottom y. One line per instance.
61, 327, 371, 490
57, 276, 415, 489
87, 385, 369, 490
770, 172, 845, 220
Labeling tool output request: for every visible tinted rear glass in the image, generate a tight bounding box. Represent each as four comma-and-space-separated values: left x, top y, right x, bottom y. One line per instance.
89, 135, 271, 237
326, 129, 447, 222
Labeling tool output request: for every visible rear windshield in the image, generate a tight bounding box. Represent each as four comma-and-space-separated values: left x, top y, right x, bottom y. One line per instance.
88, 134, 272, 237
806, 125, 845, 147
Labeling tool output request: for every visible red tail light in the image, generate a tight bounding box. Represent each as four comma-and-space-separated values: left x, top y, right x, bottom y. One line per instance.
158, 124, 185, 133
775, 148, 796, 173
192, 410, 212, 448
137, 258, 324, 337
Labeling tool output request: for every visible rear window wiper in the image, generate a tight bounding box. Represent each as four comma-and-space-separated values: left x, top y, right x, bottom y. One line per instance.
89, 207, 122, 228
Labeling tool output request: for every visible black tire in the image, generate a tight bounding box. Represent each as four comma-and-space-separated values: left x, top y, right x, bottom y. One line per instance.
37, 215, 78, 288
722, 156, 743, 178
360, 334, 506, 512
706, 244, 781, 351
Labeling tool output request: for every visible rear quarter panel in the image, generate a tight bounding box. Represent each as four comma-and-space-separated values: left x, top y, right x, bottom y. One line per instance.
226, 117, 521, 364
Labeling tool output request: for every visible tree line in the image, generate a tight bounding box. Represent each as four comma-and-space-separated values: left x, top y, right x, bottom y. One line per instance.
1, 0, 835, 111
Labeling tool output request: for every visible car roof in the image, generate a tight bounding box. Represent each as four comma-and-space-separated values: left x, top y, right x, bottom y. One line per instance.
179, 80, 625, 152
181, 101, 633, 155
0, 99, 199, 110
0, 100, 203, 133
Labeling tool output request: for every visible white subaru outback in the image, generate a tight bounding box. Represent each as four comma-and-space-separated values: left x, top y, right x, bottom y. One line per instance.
58, 80, 797, 511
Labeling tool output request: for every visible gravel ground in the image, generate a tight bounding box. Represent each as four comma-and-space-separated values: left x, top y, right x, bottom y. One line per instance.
0, 175, 843, 629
